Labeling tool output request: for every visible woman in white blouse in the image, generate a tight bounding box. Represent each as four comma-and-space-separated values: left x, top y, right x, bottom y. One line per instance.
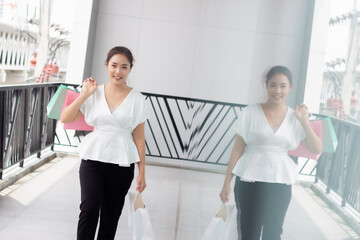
220, 66, 322, 240
60, 46, 148, 239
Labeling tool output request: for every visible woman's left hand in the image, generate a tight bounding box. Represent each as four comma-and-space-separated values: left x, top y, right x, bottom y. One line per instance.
136, 174, 146, 193
294, 103, 310, 123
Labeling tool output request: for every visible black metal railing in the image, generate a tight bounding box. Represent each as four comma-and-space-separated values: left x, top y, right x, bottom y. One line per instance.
0, 83, 58, 179
2, 82, 360, 216
315, 117, 360, 213
143, 93, 246, 165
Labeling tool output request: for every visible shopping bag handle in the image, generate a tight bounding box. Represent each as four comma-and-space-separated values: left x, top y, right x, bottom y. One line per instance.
134, 192, 145, 211
215, 203, 228, 222
75, 84, 83, 92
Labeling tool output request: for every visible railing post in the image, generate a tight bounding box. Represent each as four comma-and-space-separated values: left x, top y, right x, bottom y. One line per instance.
326, 151, 332, 194
37, 87, 45, 159
341, 153, 347, 206
0, 91, 4, 179
341, 135, 348, 207
326, 184, 331, 194
49, 86, 58, 151
4, 90, 21, 167
19, 88, 27, 168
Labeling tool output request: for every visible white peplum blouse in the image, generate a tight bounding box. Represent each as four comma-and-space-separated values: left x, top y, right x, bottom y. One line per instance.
232, 104, 306, 184
79, 85, 149, 166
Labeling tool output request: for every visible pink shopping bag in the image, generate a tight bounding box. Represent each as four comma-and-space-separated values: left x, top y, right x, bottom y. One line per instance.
60, 90, 94, 131
288, 120, 322, 160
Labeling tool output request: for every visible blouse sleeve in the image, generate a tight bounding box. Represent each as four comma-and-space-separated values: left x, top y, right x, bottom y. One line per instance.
79, 101, 86, 115
234, 107, 248, 140
79, 95, 91, 116
132, 93, 150, 130
294, 118, 306, 143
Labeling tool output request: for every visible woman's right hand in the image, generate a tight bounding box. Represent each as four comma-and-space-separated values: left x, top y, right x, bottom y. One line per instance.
81, 77, 98, 96
220, 183, 231, 203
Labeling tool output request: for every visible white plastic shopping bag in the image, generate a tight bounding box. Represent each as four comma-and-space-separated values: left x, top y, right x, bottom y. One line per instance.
223, 204, 239, 240
201, 203, 238, 240
127, 192, 155, 240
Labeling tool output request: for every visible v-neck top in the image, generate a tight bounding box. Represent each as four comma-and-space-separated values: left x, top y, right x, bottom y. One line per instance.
78, 85, 149, 166
232, 103, 306, 184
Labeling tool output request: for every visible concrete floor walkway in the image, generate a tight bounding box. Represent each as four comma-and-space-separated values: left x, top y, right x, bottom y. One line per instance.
0, 156, 358, 240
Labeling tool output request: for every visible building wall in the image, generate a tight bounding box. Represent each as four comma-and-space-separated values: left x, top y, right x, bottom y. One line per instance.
70, 0, 328, 108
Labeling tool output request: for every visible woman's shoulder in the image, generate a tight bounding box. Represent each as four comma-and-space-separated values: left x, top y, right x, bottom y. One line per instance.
286, 106, 296, 118
130, 88, 146, 99
238, 104, 259, 120
287, 105, 294, 112
81, 84, 103, 102
242, 103, 260, 113
248, 103, 260, 109
93, 84, 104, 96
285, 106, 301, 124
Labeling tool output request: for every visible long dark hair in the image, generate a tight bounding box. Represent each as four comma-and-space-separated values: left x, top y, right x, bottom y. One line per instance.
105, 46, 134, 69
265, 65, 293, 86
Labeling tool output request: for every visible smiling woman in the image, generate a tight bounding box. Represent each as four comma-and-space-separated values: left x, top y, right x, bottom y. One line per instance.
60, 46, 149, 240
220, 65, 322, 240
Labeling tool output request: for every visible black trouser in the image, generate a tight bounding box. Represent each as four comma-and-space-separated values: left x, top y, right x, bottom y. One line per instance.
234, 177, 291, 240
77, 159, 134, 240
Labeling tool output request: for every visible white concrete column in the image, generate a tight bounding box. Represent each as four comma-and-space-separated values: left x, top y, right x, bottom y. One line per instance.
35, 0, 53, 76
303, 0, 332, 113
342, 15, 359, 115
65, 0, 95, 84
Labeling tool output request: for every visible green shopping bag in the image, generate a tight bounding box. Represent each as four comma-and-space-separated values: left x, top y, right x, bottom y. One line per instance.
320, 117, 338, 152
47, 84, 78, 120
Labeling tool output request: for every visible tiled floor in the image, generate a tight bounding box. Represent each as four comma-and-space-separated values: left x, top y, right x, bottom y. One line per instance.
0, 156, 358, 240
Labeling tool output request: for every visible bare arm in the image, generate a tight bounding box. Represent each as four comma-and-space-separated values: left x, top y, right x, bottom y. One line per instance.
60, 94, 87, 123
60, 78, 97, 123
300, 120, 322, 154
295, 104, 322, 154
220, 134, 246, 202
133, 122, 146, 193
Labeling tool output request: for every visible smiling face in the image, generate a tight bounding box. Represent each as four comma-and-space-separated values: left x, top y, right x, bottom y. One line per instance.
106, 53, 131, 85
266, 73, 291, 104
